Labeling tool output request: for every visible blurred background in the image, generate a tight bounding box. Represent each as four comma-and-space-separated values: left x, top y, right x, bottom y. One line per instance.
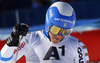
0, 0, 100, 63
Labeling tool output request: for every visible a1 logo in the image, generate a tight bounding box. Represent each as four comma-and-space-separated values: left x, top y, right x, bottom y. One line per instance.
43, 45, 65, 60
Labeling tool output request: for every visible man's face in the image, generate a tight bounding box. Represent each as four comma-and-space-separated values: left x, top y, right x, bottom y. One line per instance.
49, 32, 64, 44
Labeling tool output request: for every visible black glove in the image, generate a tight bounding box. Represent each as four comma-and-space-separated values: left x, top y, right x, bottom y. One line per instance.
6, 23, 29, 46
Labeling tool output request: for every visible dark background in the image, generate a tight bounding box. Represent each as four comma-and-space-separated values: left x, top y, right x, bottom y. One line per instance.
0, 0, 100, 28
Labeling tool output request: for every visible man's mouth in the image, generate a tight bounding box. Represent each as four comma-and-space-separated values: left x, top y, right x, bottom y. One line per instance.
54, 37, 60, 41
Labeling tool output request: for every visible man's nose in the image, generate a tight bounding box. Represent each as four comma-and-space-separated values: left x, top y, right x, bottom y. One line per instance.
57, 34, 63, 37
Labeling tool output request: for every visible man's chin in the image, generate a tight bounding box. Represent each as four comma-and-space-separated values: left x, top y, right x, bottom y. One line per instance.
51, 39, 60, 44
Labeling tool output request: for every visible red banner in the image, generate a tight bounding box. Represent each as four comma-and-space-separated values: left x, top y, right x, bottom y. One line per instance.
71, 29, 100, 63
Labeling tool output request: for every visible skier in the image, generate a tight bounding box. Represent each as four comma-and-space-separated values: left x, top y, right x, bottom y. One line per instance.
0, 1, 89, 63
